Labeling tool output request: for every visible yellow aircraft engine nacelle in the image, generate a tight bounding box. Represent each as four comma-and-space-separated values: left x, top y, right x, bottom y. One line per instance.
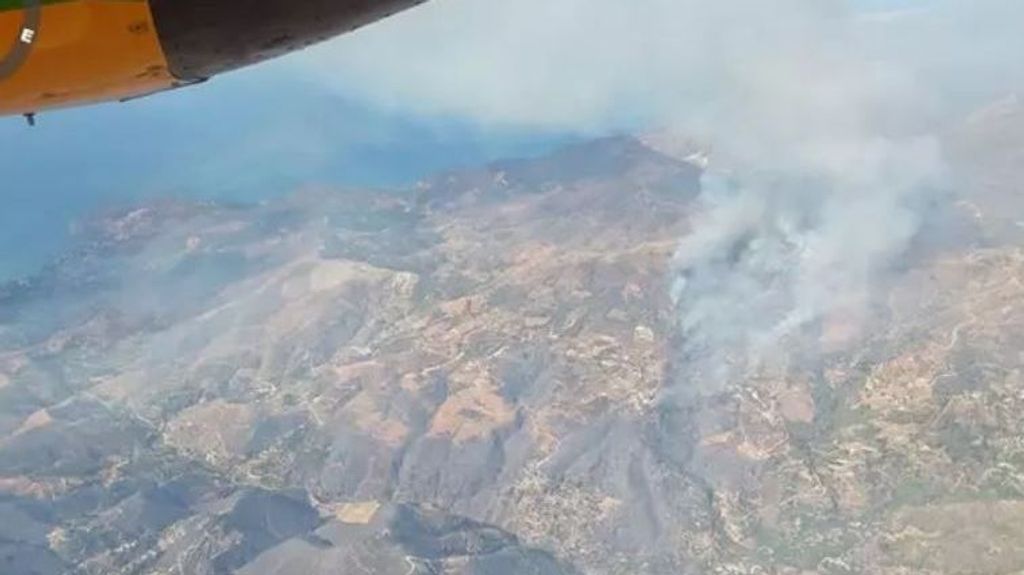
0, 0, 425, 117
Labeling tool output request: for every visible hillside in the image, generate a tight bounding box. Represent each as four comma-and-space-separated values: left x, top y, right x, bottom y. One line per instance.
1, 127, 1024, 574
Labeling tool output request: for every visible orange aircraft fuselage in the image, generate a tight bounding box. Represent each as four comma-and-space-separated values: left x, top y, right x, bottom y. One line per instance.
0, 0, 425, 117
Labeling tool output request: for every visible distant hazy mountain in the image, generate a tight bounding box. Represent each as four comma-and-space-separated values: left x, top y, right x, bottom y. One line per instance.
1, 121, 1023, 574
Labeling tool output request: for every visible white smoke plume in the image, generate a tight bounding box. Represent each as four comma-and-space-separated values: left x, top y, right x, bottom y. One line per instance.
299, 0, 1024, 383
671, 138, 944, 384
302, 0, 1024, 130
663, 6, 949, 383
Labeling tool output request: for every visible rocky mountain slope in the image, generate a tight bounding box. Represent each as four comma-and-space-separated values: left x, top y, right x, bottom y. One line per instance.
1, 125, 1023, 574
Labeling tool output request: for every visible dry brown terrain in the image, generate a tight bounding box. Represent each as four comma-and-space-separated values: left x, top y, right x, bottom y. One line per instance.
0, 121, 1023, 574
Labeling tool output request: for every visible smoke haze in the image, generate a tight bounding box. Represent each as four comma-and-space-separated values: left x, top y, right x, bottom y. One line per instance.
302, 0, 1024, 382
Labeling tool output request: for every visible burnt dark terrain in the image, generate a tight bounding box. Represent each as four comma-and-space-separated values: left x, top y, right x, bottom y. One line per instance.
1, 113, 1024, 575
